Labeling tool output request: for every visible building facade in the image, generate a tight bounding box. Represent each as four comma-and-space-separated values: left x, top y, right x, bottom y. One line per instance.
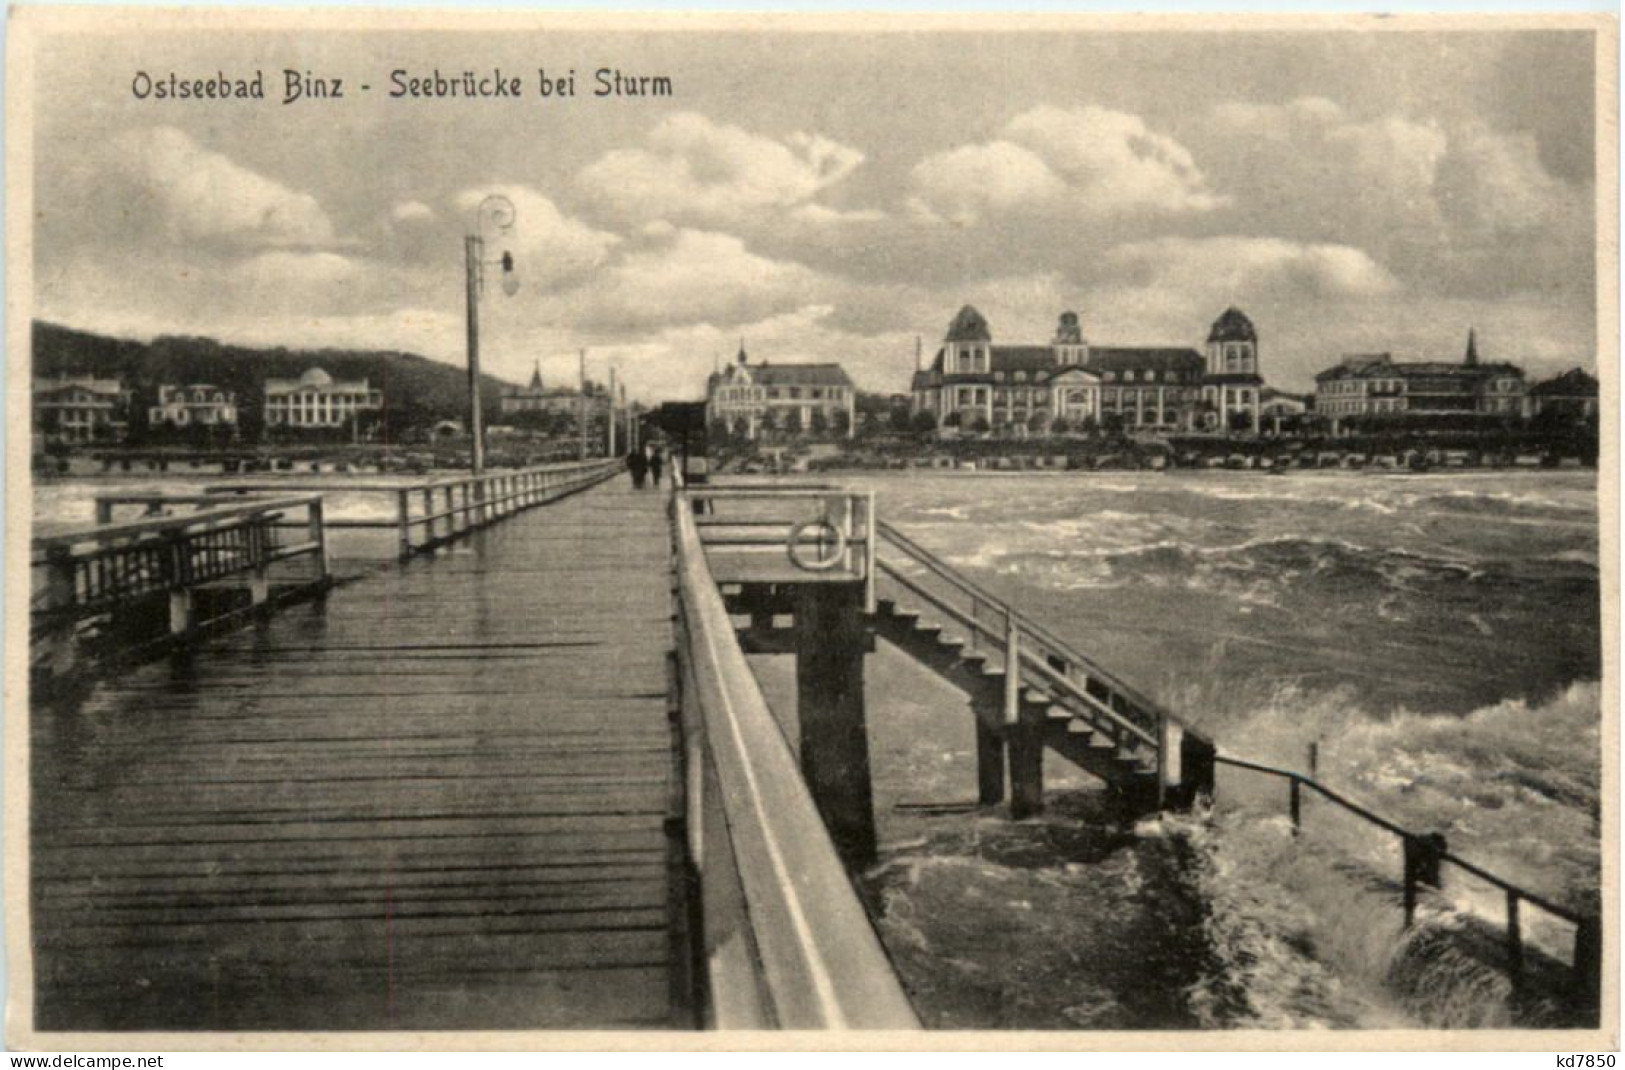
500, 361, 611, 422
33, 374, 130, 445
149, 384, 238, 435
707, 346, 857, 439
910, 306, 1264, 435
1314, 332, 1525, 429
1524, 367, 1599, 422
263, 367, 383, 429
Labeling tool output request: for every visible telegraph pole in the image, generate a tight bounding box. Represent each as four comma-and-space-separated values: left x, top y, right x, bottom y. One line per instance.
578, 348, 588, 461
464, 195, 518, 477
464, 233, 484, 475
607, 365, 618, 457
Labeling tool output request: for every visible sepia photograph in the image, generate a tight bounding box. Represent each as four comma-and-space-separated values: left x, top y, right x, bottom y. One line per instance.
5, 8, 1616, 1048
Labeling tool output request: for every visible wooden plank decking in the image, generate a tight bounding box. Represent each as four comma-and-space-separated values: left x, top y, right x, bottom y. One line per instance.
30, 479, 685, 1032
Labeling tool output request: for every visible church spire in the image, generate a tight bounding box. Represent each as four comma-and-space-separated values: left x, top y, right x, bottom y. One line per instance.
528, 358, 543, 390
1465, 328, 1479, 367
737, 338, 748, 366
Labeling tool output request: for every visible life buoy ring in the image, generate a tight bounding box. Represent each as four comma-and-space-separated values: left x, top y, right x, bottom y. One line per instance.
786, 518, 847, 572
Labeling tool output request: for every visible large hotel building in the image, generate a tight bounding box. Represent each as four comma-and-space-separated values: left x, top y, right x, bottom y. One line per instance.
910, 306, 1267, 435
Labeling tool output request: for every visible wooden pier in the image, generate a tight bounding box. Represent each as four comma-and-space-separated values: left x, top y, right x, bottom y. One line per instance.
32, 482, 686, 1031
27, 470, 1594, 1034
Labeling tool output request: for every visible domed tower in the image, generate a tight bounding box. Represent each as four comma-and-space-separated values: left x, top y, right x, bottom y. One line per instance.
1206, 307, 1258, 377
1202, 307, 1264, 434
1052, 311, 1088, 365
943, 305, 992, 375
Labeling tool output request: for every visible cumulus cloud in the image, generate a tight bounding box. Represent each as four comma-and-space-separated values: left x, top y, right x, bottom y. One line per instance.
907, 105, 1225, 225
391, 200, 436, 223
1435, 123, 1571, 236
110, 126, 336, 250
1104, 236, 1398, 301
561, 227, 828, 331
576, 112, 868, 225
452, 185, 620, 285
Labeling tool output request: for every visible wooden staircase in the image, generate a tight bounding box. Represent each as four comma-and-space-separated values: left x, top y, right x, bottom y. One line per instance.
869, 597, 1160, 814
868, 519, 1214, 819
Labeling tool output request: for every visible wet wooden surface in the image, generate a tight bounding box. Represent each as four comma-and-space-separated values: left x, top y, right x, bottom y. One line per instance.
31, 479, 682, 1031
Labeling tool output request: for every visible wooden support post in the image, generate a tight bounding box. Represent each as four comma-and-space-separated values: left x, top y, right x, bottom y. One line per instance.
95, 500, 114, 525
1007, 721, 1044, 820
421, 488, 435, 543
792, 581, 876, 870
396, 489, 412, 559
974, 719, 1005, 806
1573, 915, 1602, 1009
1402, 832, 1447, 927
1289, 778, 1302, 832
1504, 890, 1523, 992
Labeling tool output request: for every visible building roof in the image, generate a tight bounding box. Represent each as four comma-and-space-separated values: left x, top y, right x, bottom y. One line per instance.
1317, 358, 1524, 382
33, 375, 123, 397
265, 368, 374, 394
1207, 307, 1257, 344
1086, 347, 1206, 374
1529, 367, 1599, 397
991, 345, 1062, 373
945, 305, 992, 343
748, 363, 854, 388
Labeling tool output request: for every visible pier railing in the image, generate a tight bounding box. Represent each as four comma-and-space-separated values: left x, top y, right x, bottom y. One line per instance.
685, 484, 875, 589
1214, 754, 1600, 1002
206, 458, 623, 560
31, 494, 330, 652
669, 492, 918, 1029
873, 520, 1187, 793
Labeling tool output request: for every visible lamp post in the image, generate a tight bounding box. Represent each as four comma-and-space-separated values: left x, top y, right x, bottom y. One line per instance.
465, 194, 518, 476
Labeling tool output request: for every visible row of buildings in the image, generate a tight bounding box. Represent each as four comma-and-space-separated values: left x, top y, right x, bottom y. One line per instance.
34, 361, 616, 447
704, 303, 1599, 440
33, 367, 385, 445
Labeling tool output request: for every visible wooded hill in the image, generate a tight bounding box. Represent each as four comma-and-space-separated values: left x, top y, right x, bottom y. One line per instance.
31, 321, 514, 442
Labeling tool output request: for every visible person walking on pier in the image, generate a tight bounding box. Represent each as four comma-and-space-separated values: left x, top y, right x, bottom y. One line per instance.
648, 444, 665, 487
626, 446, 648, 489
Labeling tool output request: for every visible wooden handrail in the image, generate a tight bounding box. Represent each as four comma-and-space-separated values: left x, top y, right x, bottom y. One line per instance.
33, 495, 323, 552
876, 560, 1158, 750
875, 520, 1172, 720
1212, 754, 1589, 927
671, 497, 918, 1030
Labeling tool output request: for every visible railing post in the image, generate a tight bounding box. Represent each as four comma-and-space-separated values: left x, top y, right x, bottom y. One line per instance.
421, 487, 435, 544
396, 488, 412, 559
44, 546, 77, 615
166, 532, 195, 638
1402, 831, 1446, 927
308, 498, 330, 584
248, 513, 271, 608
1003, 607, 1020, 727
1504, 890, 1523, 992
863, 491, 876, 615
95, 500, 114, 525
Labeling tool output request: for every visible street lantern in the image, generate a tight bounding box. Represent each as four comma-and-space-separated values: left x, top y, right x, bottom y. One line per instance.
465, 194, 518, 475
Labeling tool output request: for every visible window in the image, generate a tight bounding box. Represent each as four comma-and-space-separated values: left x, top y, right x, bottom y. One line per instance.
1104, 371, 1116, 382
994, 372, 1004, 383
1015, 371, 1027, 383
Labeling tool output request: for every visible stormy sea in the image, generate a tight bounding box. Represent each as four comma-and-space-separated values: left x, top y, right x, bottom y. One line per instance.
749, 468, 1601, 1030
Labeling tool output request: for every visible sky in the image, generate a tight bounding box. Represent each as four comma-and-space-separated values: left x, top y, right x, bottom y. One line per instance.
28, 21, 1603, 399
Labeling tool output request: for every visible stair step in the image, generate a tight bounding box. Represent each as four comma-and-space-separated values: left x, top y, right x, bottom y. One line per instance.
1045, 707, 1073, 722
